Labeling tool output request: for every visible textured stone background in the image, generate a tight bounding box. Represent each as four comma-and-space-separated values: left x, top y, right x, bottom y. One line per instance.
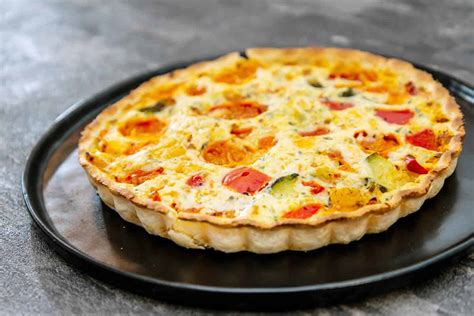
1, 0, 473, 314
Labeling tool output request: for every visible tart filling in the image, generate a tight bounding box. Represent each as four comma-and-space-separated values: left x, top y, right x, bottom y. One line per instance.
79, 47, 464, 253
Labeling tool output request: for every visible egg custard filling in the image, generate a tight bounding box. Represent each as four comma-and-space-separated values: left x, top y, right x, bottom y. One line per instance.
79, 47, 464, 253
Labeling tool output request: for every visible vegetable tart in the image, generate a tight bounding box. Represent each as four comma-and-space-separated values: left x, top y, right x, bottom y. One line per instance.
79, 47, 464, 253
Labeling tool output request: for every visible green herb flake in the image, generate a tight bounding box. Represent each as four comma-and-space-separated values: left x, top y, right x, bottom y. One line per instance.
339, 88, 356, 97
308, 78, 323, 88
139, 102, 166, 113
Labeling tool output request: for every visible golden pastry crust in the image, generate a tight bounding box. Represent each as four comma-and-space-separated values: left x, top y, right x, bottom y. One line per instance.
79, 47, 464, 253
86, 156, 456, 253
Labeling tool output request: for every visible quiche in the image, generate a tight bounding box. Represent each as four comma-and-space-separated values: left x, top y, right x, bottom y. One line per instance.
79, 47, 464, 253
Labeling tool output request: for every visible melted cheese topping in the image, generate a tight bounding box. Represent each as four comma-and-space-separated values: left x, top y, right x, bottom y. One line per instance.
82, 53, 457, 226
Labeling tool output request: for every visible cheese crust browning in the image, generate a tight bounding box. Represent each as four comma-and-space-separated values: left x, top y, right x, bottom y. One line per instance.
79, 47, 464, 253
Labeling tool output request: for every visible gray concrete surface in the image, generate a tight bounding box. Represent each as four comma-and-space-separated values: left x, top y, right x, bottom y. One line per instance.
1, 0, 473, 314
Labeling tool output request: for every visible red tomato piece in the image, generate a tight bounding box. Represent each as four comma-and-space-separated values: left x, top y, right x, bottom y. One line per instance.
405, 155, 429, 174
302, 181, 325, 195
405, 81, 417, 95
406, 129, 438, 151
222, 167, 271, 195
299, 127, 329, 137
283, 203, 322, 219
375, 109, 414, 124
186, 175, 204, 187
323, 100, 354, 111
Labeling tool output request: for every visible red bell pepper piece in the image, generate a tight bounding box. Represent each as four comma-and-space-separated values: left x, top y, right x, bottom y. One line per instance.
375, 109, 414, 124
222, 167, 271, 195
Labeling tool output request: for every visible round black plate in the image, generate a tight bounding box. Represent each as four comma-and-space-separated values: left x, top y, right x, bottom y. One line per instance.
23, 55, 473, 310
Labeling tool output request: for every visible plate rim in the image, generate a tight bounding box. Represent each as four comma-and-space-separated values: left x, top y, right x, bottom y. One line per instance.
22, 54, 474, 297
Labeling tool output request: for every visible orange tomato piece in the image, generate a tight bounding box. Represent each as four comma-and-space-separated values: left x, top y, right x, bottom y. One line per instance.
118, 167, 164, 186
365, 85, 387, 93
119, 118, 166, 137
147, 83, 179, 100
299, 127, 329, 137
326, 150, 355, 172
386, 92, 408, 105
258, 136, 276, 150
230, 126, 253, 137
356, 133, 400, 156
186, 85, 207, 96
213, 60, 259, 84
202, 140, 253, 167
362, 70, 378, 81
209, 102, 266, 119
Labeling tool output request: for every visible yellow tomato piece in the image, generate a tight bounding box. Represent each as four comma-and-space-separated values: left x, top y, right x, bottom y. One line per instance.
329, 187, 370, 211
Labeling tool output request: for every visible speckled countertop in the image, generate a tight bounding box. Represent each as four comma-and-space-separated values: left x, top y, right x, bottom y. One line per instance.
1, 0, 473, 314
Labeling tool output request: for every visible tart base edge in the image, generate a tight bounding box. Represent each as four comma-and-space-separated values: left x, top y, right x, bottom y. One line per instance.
88, 157, 457, 254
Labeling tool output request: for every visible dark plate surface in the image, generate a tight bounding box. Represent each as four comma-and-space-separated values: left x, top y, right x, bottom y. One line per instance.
22, 55, 473, 310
